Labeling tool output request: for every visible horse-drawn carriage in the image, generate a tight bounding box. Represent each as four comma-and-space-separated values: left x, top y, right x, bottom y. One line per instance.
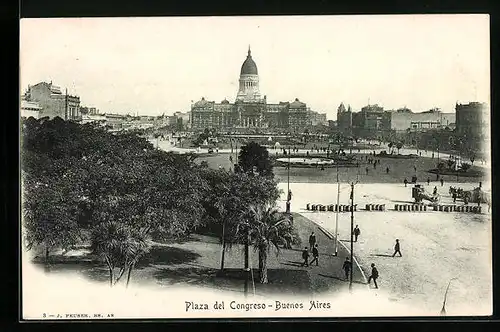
450, 186, 489, 205
412, 184, 440, 204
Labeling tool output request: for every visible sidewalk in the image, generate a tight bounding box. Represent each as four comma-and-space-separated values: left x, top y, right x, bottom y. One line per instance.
290, 213, 368, 295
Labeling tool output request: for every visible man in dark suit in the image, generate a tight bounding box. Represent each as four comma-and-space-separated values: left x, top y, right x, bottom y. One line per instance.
342, 257, 352, 280
392, 239, 402, 257
301, 247, 310, 267
309, 244, 319, 266
368, 263, 379, 289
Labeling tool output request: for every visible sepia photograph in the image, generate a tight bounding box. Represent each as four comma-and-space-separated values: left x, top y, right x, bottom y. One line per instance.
19, 14, 491, 319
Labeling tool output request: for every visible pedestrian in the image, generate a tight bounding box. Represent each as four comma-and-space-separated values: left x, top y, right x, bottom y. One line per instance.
386, 166, 389, 174
309, 231, 316, 250
310, 244, 319, 266
404, 178, 408, 187
342, 257, 352, 280
432, 152, 435, 159
301, 247, 310, 267
427, 177, 430, 185
368, 263, 379, 289
433, 186, 438, 196
440, 178, 444, 187
366, 167, 369, 175
392, 239, 402, 257
353, 225, 361, 242
452, 191, 457, 203
373, 162, 376, 169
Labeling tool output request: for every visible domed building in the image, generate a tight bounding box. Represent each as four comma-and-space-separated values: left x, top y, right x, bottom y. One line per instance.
190, 47, 327, 132
236, 47, 262, 102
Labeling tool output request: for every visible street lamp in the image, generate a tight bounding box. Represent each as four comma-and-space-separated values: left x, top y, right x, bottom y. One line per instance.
349, 179, 359, 291
334, 161, 340, 256
286, 134, 291, 213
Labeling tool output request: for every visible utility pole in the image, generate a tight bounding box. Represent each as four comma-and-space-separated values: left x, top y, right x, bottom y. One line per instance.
244, 228, 249, 297
65, 88, 68, 121
220, 218, 226, 271
287, 140, 291, 213
334, 162, 340, 256
349, 182, 354, 291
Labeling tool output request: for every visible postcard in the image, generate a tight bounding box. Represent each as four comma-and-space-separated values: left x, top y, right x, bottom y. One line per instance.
20, 14, 491, 320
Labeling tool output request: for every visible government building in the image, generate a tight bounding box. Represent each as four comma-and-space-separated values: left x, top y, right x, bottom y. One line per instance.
190, 47, 327, 132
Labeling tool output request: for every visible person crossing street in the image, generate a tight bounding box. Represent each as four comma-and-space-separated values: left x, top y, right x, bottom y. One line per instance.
301, 247, 310, 267
309, 244, 319, 266
392, 239, 402, 257
342, 257, 352, 280
368, 263, 379, 289
353, 225, 361, 242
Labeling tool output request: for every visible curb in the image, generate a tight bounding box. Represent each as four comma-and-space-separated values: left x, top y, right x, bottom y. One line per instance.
303, 215, 369, 286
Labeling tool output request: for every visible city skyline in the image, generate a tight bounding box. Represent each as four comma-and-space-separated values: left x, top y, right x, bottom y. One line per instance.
20, 15, 489, 119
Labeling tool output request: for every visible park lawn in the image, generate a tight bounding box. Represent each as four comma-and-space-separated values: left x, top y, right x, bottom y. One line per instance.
31, 233, 312, 297
195, 153, 485, 184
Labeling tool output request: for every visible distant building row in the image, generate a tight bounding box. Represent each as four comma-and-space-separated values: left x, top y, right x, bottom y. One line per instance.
337, 101, 488, 143
21, 82, 81, 120
337, 103, 456, 136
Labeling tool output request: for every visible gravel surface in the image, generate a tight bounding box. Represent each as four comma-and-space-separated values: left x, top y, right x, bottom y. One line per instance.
278, 182, 492, 316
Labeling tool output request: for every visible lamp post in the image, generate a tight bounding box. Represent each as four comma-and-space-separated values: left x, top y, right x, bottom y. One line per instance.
334, 161, 340, 256
286, 134, 291, 213
349, 179, 358, 291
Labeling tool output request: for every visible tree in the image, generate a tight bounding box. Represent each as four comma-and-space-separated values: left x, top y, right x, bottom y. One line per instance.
470, 154, 476, 165
446, 159, 456, 170
200, 170, 282, 271
236, 205, 299, 284
396, 142, 403, 154
238, 142, 273, 177
460, 162, 472, 173
388, 142, 393, 154
22, 172, 84, 263
21, 117, 208, 287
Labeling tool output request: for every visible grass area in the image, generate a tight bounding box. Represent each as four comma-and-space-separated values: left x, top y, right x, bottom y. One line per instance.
30, 213, 368, 296
195, 153, 485, 184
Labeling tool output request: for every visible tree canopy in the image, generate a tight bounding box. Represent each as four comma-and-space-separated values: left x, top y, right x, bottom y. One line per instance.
238, 141, 273, 177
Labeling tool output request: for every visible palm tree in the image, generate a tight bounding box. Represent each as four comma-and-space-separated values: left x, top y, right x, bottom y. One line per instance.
236, 205, 298, 284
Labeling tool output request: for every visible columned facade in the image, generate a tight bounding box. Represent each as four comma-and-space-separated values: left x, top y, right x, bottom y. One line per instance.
190, 47, 325, 131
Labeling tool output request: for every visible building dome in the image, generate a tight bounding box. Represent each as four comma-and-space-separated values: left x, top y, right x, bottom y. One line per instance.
240, 48, 258, 75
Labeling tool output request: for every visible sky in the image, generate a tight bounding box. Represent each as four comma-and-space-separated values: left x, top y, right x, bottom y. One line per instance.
20, 15, 490, 120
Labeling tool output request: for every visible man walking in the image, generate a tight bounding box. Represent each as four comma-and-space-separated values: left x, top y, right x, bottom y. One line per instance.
427, 177, 430, 185
440, 178, 444, 187
368, 263, 379, 289
342, 257, 352, 280
310, 244, 319, 266
392, 239, 402, 257
309, 232, 316, 250
301, 247, 310, 267
404, 178, 408, 187
353, 225, 361, 242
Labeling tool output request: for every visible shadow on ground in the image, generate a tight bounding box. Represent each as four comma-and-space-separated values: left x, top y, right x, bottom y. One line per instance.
317, 273, 367, 285
370, 253, 395, 258
153, 267, 311, 296
136, 246, 201, 268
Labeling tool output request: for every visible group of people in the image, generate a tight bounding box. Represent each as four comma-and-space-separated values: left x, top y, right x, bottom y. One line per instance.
301, 232, 320, 267
299, 230, 403, 290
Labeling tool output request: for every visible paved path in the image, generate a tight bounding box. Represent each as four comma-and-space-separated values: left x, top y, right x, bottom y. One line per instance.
290, 213, 368, 296
278, 182, 492, 316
